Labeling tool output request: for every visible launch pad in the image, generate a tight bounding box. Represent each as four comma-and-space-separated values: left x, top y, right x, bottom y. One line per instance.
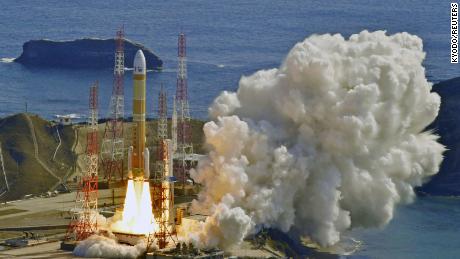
112, 231, 147, 246
60, 28, 202, 258
107, 49, 178, 251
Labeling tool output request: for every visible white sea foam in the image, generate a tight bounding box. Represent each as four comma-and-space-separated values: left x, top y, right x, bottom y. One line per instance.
0, 58, 14, 63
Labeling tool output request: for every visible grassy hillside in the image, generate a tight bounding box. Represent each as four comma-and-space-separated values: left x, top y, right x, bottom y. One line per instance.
0, 113, 76, 201
0, 113, 206, 202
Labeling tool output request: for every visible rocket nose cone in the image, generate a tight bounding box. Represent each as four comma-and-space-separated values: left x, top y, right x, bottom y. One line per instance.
134, 50, 146, 75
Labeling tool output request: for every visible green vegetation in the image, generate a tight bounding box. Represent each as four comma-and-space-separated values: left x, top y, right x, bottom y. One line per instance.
0, 113, 76, 201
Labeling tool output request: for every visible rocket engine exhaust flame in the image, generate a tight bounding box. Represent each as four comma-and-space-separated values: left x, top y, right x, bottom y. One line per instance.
111, 180, 158, 235
74, 45, 164, 258
183, 31, 445, 249
110, 50, 158, 237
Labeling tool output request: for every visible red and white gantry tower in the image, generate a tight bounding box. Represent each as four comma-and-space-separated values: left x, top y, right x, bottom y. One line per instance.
157, 84, 168, 141
174, 32, 193, 188
149, 86, 177, 250
101, 26, 125, 182
66, 82, 99, 241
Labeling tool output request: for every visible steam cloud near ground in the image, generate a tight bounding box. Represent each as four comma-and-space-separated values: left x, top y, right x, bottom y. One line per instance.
184, 30, 444, 249
74, 234, 146, 259
73, 213, 154, 258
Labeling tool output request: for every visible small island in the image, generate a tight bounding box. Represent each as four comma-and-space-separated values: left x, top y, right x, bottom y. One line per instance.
14, 38, 163, 70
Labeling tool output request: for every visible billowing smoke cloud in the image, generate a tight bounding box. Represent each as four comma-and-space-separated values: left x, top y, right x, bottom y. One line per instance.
73, 234, 146, 259
73, 214, 155, 258
186, 30, 444, 248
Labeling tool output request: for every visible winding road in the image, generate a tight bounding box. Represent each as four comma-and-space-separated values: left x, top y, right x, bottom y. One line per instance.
25, 114, 61, 189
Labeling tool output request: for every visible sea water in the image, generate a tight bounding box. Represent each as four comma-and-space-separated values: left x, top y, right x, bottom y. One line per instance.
0, 1, 459, 258
348, 196, 460, 259
0, 0, 456, 120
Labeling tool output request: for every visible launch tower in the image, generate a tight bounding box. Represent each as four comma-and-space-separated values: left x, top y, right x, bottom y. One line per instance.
66, 82, 99, 241
151, 86, 177, 249
101, 26, 125, 182
174, 32, 193, 188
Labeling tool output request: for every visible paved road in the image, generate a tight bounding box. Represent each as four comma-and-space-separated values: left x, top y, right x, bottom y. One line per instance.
0, 241, 77, 258
0, 189, 117, 224
25, 114, 61, 188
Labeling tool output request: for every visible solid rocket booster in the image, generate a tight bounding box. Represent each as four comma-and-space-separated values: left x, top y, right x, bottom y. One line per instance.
128, 50, 150, 181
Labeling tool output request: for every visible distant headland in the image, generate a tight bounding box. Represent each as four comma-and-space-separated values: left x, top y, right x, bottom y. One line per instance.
14, 38, 163, 70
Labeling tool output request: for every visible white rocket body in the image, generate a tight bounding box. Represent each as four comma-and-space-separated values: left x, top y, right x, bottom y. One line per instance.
128, 50, 150, 182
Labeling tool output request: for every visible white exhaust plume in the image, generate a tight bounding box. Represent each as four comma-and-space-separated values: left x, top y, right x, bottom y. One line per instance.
186, 30, 444, 248
72, 213, 156, 258
73, 234, 147, 259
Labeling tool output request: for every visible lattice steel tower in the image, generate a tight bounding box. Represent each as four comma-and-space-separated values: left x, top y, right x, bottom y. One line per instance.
175, 32, 193, 188
153, 84, 168, 182
149, 85, 177, 250
171, 96, 177, 153
101, 27, 125, 181
157, 84, 168, 140
66, 82, 99, 241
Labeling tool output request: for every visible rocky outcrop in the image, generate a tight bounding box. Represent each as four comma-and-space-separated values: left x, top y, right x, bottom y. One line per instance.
14, 38, 162, 69
420, 77, 460, 195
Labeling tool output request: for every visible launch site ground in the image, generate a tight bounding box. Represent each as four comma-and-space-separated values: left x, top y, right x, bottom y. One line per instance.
0, 112, 343, 258
0, 114, 320, 258
0, 189, 286, 258
0, 190, 120, 256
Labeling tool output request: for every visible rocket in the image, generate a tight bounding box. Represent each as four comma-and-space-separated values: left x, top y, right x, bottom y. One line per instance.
128, 50, 150, 181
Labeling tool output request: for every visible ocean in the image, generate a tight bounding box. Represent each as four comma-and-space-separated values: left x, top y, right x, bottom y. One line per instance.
0, 0, 459, 258
0, 0, 457, 120
348, 196, 460, 259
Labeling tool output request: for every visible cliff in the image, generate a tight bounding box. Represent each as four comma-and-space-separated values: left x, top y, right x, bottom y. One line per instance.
420, 77, 460, 195
14, 38, 163, 69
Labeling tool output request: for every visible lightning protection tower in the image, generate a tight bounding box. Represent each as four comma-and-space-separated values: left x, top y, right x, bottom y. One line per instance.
174, 32, 193, 188
171, 96, 177, 153
149, 88, 177, 249
101, 26, 125, 182
153, 84, 168, 222
157, 84, 168, 140
66, 82, 99, 241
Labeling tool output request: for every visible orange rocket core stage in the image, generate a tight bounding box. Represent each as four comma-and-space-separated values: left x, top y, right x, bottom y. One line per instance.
128, 49, 149, 180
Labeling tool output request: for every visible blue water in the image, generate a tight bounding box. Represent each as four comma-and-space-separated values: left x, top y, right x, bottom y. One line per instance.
0, 1, 459, 258
349, 196, 460, 259
0, 0, 457, 119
